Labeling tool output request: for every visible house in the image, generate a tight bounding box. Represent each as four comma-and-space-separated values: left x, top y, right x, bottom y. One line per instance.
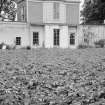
0, 0, 80, 49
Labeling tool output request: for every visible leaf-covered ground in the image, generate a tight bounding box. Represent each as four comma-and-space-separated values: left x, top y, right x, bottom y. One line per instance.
0, 48, 105, 105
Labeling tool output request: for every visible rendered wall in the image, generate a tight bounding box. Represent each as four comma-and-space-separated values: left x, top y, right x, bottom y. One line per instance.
27, 0, 80, 25
78, 25, 105, 46
28, 1, 43, 23
66, 3, 80, 25
0, 22, 29, 47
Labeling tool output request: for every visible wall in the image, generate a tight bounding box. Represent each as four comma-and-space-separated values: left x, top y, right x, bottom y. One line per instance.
66, 3, 80, 25
78, 25, 105, 46
44, 25, 77, 48
30, 25, 44, 48
0, 22, 29, 47
43, 2, 66, 24
28, 1, 43, 23
27, 0, 80, 25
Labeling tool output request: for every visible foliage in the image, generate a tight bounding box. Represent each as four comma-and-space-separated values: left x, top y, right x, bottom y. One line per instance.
0, 0, 17, 21
0, 42, 16, 49
21, 46, 31, 50
0, 42, 5, 49
78, 44, 92, 49
81, 0, 105, 24
26, 46, 31, 50
0, 49, 105, 105
94, 39, 105, 48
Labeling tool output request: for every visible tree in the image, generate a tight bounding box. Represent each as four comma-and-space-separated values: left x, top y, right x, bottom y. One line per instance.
0, 0, 17, 21
81, 0, 105, 24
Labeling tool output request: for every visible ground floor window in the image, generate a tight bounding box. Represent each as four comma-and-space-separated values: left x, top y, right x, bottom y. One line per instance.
16, 37, 21, 45
33, 32, 39, 45
70, 33, 75, 45
54, 29, 60, 46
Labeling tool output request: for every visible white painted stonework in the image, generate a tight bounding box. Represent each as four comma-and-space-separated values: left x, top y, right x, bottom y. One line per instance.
44, 25, 54, 48
60, 26, 68, 48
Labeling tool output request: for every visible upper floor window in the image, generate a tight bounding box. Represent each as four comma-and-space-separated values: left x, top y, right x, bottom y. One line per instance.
54, 29, 60, 46
21, 6, 25, 21
53, 2, 59, 19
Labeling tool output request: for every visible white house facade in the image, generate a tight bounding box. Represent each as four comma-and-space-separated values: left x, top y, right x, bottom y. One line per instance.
0, 0, 81, 49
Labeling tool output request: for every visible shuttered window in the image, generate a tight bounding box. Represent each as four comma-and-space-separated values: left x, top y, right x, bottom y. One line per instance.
53, 2, 59, 19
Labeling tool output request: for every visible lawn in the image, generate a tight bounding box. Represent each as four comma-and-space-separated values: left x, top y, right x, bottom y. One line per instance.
0, 48, 105, 105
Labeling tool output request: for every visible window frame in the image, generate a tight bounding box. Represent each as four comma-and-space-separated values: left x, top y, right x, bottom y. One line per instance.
21, 6, 25, 21
33, 32, 39, 46
16, 37, 21, 45
70, 33, 75, 45
53, 2, 60, 20
53, 29, 60, 46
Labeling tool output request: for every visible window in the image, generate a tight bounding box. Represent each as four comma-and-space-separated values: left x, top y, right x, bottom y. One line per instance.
53, 2, 59, 19
54, 29, 60, 46
21, 6, 25, 21
33, 32, 39, 45
70, 33, 75, 45
84, 34, 89, 43
16, 37, 21, 45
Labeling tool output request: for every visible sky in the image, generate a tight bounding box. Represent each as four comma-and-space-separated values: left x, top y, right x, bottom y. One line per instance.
80, 0, 84, 10
80, 0, 84, 23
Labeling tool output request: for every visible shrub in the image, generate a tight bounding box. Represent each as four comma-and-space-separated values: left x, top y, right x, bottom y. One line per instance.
21, 46, 31, 50
78, 44, 92, 49
6, 45, 11, 50
0, 43, 16, 50
26, 46, 31, 50
0, 42, 5, 49
94, 39, 105, 48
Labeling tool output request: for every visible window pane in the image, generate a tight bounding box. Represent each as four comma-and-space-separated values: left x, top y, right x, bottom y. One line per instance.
16, 37, 21, 45
54, 29, 60, 46
33, 32, 39, 45
53, 2, 59, 19
70, 33, 75, 45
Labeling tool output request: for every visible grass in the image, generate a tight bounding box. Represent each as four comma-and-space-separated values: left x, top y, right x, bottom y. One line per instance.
0, 48, 105, 105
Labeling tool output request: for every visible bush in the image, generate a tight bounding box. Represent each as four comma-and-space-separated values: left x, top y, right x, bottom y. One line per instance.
0, 42, 5, 49
78, 44, 92, 49
94, 39, 105, 48
21, 46, 31, 50
0, 43, 16, 50
26, 46, 31, 50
